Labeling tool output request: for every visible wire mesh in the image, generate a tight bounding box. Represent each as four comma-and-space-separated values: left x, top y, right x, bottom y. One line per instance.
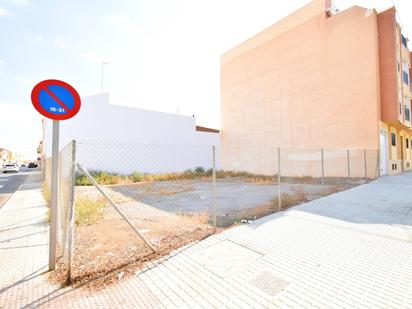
58, 141, 75, 268
216, 147, 380, 226
215, 146, 279, 226
43, 141, 76, 279
56, 140, 380, 284
71, 141, 216, 284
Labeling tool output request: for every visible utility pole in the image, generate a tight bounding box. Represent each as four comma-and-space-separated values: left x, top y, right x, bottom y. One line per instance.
101, 62, 108, 92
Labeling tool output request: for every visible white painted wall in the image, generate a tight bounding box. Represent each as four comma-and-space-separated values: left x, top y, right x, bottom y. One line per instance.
44, 93, 220, 174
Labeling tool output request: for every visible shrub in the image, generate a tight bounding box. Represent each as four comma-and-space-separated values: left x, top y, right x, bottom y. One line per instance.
129, 172, 143, 183
75, 173, 92, 186
93, 171, 121, 185
194, 166, 205, 174
75, 197, 105, 226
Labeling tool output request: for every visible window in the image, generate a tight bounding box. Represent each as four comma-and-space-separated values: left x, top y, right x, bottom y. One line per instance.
407, 138, 409, 149
406, 106, 411, 121
402, 35, 408, 47
392, 133, 396, 146
404, 71, 409, 85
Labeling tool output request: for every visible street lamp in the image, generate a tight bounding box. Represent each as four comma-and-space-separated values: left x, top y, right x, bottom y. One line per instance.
101, 62, 108, 93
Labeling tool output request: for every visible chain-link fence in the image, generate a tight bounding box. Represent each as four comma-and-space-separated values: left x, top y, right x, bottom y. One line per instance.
57, 141, 76, 278
70, 141, 216, 285
214, 148, 379, 226
44, 140, 379, 285
43, 141, 76, 280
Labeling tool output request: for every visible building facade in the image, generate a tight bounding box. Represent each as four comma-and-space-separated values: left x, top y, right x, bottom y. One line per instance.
44, 93, 220, 174
0, 148, 12, 166
221, 0, 410, 177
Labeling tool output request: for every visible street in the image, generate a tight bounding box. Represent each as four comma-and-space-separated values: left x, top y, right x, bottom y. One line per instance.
0, 168, 38, 208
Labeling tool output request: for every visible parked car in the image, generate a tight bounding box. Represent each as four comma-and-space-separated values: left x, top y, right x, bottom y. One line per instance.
28, 162, 38, 168
2, 163, 19, 173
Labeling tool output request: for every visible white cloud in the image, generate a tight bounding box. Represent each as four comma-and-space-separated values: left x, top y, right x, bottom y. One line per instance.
0, 5, 13, 16
104, 13, 129, 25
0, 59, 5, 66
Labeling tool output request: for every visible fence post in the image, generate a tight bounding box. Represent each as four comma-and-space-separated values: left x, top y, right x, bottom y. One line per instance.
277, 147, 281, 211
364, 149, 368, 181
67, 140, 76, 284
212, 145, 217, 232
347, 149, 351, 178
321, 149, 325, 188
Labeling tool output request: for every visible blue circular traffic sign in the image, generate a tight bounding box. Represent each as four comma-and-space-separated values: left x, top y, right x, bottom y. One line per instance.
31, 79, 81, 120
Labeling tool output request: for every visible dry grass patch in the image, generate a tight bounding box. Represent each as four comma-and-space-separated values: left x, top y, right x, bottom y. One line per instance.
75, 197, 106, 226
179, 211, 210, 226
50, 202, 215, 289
42, 182, 51, 204
224, 185, 309, 226
322, 184, 351, 196
275, 185, 308, 210
42, 183, 51, 222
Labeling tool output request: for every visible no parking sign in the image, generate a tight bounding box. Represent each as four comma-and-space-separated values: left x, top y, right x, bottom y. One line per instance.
31, 79, 81, 270
31, 79, 81, 120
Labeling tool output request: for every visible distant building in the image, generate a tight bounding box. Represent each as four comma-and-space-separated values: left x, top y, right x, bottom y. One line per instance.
0, 148, 24, 165
0, 148, 11, 166
221, 0, 411, 176
43, 93, 220, 174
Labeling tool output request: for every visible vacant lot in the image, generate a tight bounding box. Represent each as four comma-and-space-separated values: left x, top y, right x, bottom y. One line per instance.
58, 176, 364, 287
76, 176, 363, 226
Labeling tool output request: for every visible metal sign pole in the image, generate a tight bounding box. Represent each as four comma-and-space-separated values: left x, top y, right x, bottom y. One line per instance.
49, 120, 59, 270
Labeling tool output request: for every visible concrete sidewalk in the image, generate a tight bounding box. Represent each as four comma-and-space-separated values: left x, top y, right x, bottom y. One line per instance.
2, 172, 412, 308
0, 172, 49, 290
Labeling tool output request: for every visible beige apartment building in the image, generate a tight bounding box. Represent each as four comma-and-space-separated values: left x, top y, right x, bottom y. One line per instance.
221, 0, 411, 177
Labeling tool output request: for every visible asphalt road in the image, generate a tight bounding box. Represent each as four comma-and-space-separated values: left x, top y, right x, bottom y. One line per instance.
0, 168, 39, 208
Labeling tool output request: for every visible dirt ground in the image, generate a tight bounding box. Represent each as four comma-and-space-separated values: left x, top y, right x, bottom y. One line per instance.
75, 177, 363, 227
51, 177, 363, 288
50, 202, 215, 289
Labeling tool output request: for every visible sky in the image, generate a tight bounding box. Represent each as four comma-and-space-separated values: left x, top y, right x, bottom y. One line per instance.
0, 0, 410, 159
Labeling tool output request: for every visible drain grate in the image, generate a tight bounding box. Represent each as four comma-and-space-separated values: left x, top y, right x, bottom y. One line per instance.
249, 271, 289, 297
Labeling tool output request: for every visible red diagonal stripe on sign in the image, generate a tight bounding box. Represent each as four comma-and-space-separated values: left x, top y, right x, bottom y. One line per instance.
43, 86, 70, 112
